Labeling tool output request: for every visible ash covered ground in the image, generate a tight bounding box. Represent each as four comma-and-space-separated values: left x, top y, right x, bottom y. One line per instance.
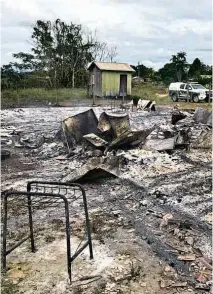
1, 106, 212, 294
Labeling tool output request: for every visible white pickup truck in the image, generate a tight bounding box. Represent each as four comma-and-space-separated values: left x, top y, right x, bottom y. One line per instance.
168, 82, 211, 102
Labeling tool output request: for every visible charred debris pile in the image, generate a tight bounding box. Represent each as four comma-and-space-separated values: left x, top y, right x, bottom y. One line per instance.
1, 106, 211, 167
60, 107, 212, 160
1, 106, 212, 293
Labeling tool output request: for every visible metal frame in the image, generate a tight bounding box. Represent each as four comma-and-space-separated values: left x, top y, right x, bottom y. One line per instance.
1, 181, 93, 282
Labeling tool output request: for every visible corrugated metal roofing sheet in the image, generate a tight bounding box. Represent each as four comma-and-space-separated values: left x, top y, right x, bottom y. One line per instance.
88, 62, 135, 72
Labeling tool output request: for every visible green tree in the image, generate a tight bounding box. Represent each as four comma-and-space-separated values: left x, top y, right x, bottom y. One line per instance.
12, 52, 38, 71
7, 19, 105, 89
157, 63, 176, 85
29, 19, 95, 88
188, 58, 203, 78
170, 51, 188, 82
1, 63, 22, 89
200, 63, 212, 75
135, 64, 154, 78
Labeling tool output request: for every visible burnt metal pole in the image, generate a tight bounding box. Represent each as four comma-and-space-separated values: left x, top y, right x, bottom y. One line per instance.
26, 183, 36, 253
2, 184, 94, 283
27, 196, 35, 252
64, 198, 71, 283
2, 194, 7, 273
81, 189, 93, 259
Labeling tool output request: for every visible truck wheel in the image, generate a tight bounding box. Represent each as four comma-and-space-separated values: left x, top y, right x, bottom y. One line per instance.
192, 95, 199, 103
172, 93, 178, 102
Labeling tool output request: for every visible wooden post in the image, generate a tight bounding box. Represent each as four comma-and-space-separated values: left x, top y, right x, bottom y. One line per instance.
92, 85, 95, 106
122, 85, 125, 103
208, 83, 211, 105
55, 70, 58, 105
186, 68, 190, 103
87, 84, 89, 98
187, 81, 189, 103
92, 74, 95, 106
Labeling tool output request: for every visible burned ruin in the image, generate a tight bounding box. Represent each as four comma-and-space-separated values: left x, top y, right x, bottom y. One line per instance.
1, 104, 212, 294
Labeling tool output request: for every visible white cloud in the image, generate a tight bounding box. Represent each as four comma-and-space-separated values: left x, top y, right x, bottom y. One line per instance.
156, 48, 173, 57
166, 19, 212, 36
143, 60, 165, 71
1, 0, 212, 69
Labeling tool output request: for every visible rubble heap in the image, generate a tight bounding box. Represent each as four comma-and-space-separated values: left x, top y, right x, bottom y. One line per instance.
59, 107, 212, 159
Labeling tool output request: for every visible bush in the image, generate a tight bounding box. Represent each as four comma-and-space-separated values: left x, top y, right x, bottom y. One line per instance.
1, 88, 87, 108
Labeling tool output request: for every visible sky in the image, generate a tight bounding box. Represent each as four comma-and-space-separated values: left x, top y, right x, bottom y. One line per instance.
1, 0, 212, 70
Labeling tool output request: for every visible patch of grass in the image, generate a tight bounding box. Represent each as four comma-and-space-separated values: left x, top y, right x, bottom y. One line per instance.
160, 100, 212, 111
132, 83, 212, 110
1, 87, 88, 108
132, 83, 167, 101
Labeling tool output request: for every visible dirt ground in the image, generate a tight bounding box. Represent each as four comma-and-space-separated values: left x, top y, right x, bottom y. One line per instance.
1, 105, 212, 294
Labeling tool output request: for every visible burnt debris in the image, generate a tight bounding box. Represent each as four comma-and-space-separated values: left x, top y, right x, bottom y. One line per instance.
59, 107, 211, 157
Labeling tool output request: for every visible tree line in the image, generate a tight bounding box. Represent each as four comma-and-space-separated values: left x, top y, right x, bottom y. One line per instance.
1, 19, 212, 90
131, 52, 212, 86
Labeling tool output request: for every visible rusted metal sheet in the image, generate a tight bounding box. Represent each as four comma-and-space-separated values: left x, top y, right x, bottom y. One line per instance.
63, 109, 98, 145
109, 128, 154, 149
98, 112, 130, 138
62, 109, 155, 150
88, 62, 135, 72
83, 133, 108, 148
171, 111, 187, 125
109, 130, 139, 149
98, 112, 112, 133
64, 157, 120, 183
